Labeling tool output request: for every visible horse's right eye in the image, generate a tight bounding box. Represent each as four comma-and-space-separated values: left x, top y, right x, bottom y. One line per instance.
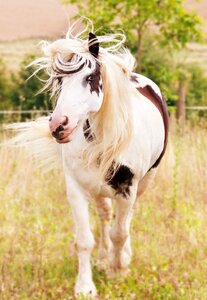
57, 77, 62, 85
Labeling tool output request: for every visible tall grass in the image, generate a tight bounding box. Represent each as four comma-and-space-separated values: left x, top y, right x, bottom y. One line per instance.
0, 120, 207, 299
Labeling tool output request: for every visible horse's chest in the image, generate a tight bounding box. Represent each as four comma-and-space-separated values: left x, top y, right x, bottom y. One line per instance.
61, 127, 136, 199
62, 145, 102, 196
63, 150, 135, 200
74, 161, 101, 194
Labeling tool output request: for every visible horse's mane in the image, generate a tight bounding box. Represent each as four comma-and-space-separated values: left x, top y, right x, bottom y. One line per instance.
32, 24, 136, 180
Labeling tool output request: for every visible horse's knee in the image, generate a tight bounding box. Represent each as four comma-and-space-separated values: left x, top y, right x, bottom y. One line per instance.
76, 232, 95, 252
110, 227, 128, 247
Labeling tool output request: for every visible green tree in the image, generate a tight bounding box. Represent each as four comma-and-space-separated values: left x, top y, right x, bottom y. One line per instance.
63, 0, 203, 71
186, 64, 207, 120
187, 64, 207, 107
141, 37, 177, 100
0, 57, 11, 109
10, 54, 51, 112
0, 57, 13, 122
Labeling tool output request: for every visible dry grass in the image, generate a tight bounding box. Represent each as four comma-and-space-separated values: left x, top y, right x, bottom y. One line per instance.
0, 39, 41, 71
0, 120, 207, 299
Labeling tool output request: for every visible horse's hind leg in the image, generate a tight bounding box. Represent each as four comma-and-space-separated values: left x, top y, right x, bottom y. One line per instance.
137, 168, 156, 197
95, 197, 112, 269
109, 200, 134, 275
109, 184, 138, 276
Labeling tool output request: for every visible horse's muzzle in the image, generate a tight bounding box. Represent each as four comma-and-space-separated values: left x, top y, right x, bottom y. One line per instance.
49, 114, 77, 144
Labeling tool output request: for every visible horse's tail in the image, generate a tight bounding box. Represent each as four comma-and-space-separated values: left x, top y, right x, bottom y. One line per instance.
3, 117, 61, 172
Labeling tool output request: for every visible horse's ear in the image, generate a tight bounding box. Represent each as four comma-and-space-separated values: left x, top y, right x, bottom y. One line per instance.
88, 32, 99, 58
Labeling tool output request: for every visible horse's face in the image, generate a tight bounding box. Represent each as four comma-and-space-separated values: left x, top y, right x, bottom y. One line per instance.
49, 33, 103, 144
49, 62, 103, 143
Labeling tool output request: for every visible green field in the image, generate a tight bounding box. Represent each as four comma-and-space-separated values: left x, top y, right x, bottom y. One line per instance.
0, 120, 207, 299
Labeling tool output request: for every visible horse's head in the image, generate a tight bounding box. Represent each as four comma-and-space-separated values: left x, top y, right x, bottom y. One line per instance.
49, 33, 103, 143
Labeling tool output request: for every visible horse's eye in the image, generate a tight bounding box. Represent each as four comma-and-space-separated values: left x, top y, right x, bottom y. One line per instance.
57, 77, 62, 85
86, 74, 95, 82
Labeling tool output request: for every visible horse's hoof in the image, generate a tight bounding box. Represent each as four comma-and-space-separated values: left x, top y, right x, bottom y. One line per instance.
107, 266, 130, 279
75, 280, 97, 298
96, 254, 109, 271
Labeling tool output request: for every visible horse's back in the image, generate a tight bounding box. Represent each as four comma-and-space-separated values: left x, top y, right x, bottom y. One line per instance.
131, 73, 169, 171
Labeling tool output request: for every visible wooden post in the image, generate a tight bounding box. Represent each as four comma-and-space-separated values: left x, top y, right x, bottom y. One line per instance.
176, 80, 188, 133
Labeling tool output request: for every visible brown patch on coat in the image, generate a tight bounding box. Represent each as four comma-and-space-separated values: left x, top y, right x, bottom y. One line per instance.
89, 63, 101, 96
130, 74, 139, 84
107, 164, 134, 198
83, 119, 95, 142
137, 85, 169, 169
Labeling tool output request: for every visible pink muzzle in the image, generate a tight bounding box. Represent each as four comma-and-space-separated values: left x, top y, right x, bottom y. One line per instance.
49, 112, 78, 144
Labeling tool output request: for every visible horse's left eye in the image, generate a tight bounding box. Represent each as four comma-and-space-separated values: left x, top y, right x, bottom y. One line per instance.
86, 74, 95, 82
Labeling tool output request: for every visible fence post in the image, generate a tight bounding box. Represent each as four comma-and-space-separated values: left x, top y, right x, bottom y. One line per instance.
176, 79, 188, 133
176, 66, 191, 133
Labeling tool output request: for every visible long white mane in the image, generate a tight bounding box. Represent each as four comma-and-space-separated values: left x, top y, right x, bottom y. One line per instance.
5, 117, 61, 172
8, 24, 137, 179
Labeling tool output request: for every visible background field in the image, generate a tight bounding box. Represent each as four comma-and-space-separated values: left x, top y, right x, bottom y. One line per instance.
0, 40, 40, 71
0, 0, 207, 299
0, 120, 207, 300
0, 0, 207, 72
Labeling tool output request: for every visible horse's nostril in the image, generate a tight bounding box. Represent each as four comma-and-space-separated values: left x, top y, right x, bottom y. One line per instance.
49, 116, 52, 122
56, 125, 64, 133
61, 116, 69, 126
52, 125, 64, 139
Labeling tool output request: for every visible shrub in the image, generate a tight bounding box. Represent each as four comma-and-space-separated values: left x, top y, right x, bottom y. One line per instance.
140, 40, 178, 107
9, 54, 52, 120
0, 57, 11, 109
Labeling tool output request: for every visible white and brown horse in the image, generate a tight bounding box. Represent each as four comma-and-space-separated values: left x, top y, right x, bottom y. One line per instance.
7, 29, 169, 297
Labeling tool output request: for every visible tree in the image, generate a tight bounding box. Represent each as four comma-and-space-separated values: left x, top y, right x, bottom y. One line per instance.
63, 0, 203, 72
10, 54, 52, 112
0, 58, 13, 122
187, 64, 207, 108
0, 58, 11, 109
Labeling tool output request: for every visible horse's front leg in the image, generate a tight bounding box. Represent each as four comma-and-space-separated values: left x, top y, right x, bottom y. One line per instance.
65, 175, 96, 297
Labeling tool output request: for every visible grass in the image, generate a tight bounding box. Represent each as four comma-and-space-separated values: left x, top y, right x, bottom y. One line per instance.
0, 120, 207, 299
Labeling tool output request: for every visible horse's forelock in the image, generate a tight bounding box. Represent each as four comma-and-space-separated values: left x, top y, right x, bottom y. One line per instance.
52, 52, 97, 76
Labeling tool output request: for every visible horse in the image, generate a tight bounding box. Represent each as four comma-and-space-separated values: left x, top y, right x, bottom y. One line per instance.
6, 28, 169, 297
